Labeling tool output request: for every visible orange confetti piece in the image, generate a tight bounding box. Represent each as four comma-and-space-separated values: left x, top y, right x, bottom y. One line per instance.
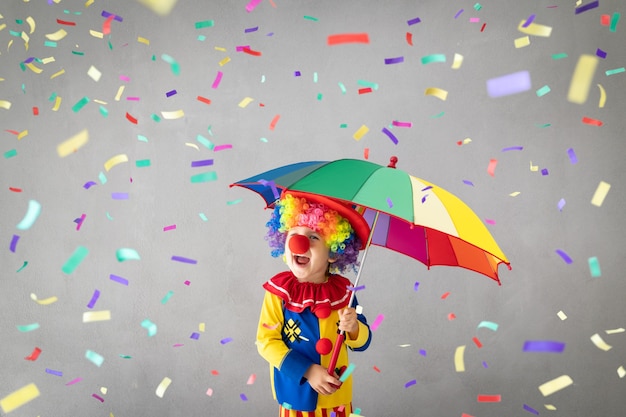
487, 158, 498, 176
197, 96, 211, 105
327, 33, 370, 45
242, 47, 262, 56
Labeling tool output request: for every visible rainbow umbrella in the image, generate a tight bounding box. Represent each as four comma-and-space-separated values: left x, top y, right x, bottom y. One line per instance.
231, 157, 510, 373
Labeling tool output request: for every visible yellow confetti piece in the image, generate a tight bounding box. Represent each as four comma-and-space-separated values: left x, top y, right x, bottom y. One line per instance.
30, 293, 58, 305
618, 366, 626, 378
17, 130, 28, 140
509, 191, 521, 197
0, 23, 6, 32
606, 328, 625, 334
517, 20, 552, 37
52, 96, 62, 111
514, 36, 530, 48
57, 129, 89, 157
137, 0, 179, 16
451, 53, 463, 69
454, 345, 466, 372
21, 32, 30, 50
104, 154, 129, 171
155, 377, 172, 397
538, 375, 573, 396
185, 142, 199, 150
25, 62, 42, 73
567, 54, 598, 104
50, 69, 65, 79
529, 161, 539, 172
89, 30, 104, 39
115, 85, 125, 101
161, 109, 185, 119
238, 97, 254, 108
557, 310, 567, 320
82, 310, 111, 323
87, 65, 102, 82
353, 124, 369, 140
199, 323, 205, 332
425, 87, 448, 100
85, 0, 95, 6
93, 99, 107, 105
0, 100, 12, 110
597, 84, 606, 108
218, 56, 231, 66
214, 46, 226, 52
0, 383, 40, 414
26, 16, 36, 34
544, 405, 557, 411
590, 333, 612, 351
137, 36, 150, 45
45, 29, 67, 41
41, 56, 55, 64
590, 181, 610, 207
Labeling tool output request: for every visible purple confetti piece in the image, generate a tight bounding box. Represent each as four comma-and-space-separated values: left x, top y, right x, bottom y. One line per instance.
463, 180, 474, 186
171, 256, 197, 264
407, 17, 421, 25
523, 340, 566, 353
454, 9, 464, 19
10, 234, 20, 252
521, 14, 536, 28
111, 192, 129, 200
414, 282, 420, 291
87, 289, 101, 309
294, 71, 301, 77
46, 368, 63, 376
419, 349, 426, 356
166, 89, 177, 97
381, 127, 399, 144
191, 159, 214, 167
523, 404, 540, 415
83, 181, 97, 189
421, 186, 433, 192
220, 337, 233, 345
555, 249, 573, 264
101, 10, 123, 21
386, 198, 393, 208
384, 56, 404, 65
404, 379, 417, 388
596, 48, 607, 59
486, 71, 531, 98
567, 148, 578, 164
23, 57, 35, 64
502, 146, 523, 152
347, 285, 366, 292
421, 195, 428, 203
558, 198, 566, 211
259, 179, 280, 199
575, 0, 599, 14
109, 274, 129, 286
482, 361, 489, 368
190, 332, 200, 340
240, 393, 248, 401
541, 168, 549, 176
244, 26, 259, 33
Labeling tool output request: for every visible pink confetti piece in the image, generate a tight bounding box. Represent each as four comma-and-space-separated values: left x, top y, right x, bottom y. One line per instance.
555, 249, 573, 264
370, 314, 384, 331
126, 97, 140, 101
245, 0, 262, 12
119, 75, 131, 82
485, 219, 496, 225
487, 159, 498, 176
214, 144, 233, 152
92, 394, 105, 402
65, 378, 82, 386
392, 120, 412, 127
163, 225, 176, 231
211, 71, 223, 89
470, 17, 480, 23
247, 374, 256, 385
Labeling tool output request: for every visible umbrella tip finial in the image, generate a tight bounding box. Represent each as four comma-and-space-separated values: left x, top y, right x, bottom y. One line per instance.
388, 156, 398, 168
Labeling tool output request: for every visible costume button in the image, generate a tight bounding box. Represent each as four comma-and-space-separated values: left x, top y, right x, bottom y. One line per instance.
314, 306, 331, 319
316, 338, 333, 355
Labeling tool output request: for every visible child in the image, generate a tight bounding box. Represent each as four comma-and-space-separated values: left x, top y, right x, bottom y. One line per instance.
256, 191, 372, 417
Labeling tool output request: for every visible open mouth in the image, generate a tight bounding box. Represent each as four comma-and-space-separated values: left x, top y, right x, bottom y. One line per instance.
294, 255, 310, 265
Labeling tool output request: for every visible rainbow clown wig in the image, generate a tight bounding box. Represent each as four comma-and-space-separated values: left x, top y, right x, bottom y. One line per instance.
265, 191, 370, 274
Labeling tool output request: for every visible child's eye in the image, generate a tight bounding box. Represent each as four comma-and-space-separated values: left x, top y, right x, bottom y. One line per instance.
310, 235, 320, 240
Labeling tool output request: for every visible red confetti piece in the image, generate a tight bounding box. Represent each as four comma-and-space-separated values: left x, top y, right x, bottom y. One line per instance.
480, 23, 486, 32
472, 337, 483, 348
327, 33, 370, 45
358, 87, 373, 94
477, 394, 501, 402
448, 313, 456, 320
125, 112, 138, 124
242, 47, 262, 56
57, 19, 76, 26
582, 116, 603, 126
462, 414, 475, 417
269, 114, 281, 130
601, 14, 611, 25
25, 347, 42, 361
441, 292, 450, 299
197, 96, 211, 105
211, 370, 219, 375
373, 366, 381, 373
406, 32, 413, 46
487, 158, 498, 176
363, 148, 369, 159
9, 187, 23, 192
32, 107, 39, 116
103, 15, 114, 35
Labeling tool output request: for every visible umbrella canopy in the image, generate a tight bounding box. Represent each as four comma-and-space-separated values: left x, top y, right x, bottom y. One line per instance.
231, 158, 510, 284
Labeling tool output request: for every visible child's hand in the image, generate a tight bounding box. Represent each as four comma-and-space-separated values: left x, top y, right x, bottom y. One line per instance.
304, 364, 341, 395
338, 307, 359, 337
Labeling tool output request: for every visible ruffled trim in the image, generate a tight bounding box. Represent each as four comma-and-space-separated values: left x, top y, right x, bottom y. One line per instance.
263, 271, 352, 313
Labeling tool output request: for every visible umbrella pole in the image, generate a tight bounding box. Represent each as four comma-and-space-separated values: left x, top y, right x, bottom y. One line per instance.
327, 211, 380, 376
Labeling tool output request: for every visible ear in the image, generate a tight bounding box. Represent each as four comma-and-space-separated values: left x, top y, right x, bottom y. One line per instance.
328, 256, 338, 264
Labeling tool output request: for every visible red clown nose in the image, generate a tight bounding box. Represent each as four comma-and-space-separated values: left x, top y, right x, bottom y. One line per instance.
288, 234, 310, 254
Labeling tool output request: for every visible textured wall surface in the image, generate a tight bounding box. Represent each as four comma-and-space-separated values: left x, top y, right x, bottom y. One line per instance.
1, 1, 624, 416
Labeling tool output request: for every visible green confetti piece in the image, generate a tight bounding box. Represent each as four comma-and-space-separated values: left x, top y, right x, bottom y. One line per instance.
161, 291, 174, 305
62, 246, 89, 274
421, 54, 446, 64
85, 350, 104, 367
317, 93, 323, 100
430, 111, 445, 118
190, 171, 218, 183
49, 92, 57, 101
303, 15, 318, 21
106, 212, 113, 220
141, 319, 157, 337
195, 20, 215, 29
473, 3, 482, 10
151, 113, 161, 122
161, 54, 180, 75
4, 149, 17, 159
313, 72, 318, 83
259, 137, 268, 143
552, 52, 568, 60
588, 256, 601, 277
99, 106, 108, 117
71, 96, 90, 113
338, 82, 347, 94
16, 323, 40, 332
119, 354, 132, 359
536, 85, 551, 97
610, 12, 620, 32
227, 199, 242, 205
135, 159, 151, 167
605, 67, 625, 76
16, 200, 41, 230
198, 212, 208, 221
98, 171, 107, 184
108, 40, 113, 50
535, 123, 552, 128
44, 41, 57, 47
339, 363, 356, 382
197, 134, 214, 150
357, 79, 378, 90
116, 248, 140, 262
16, 19, 24, 24
339, 123, 348, 128
17, 261, 28, 272
71, 50, 84, 56
197, 35, 206, 41
137, 135, 148, 142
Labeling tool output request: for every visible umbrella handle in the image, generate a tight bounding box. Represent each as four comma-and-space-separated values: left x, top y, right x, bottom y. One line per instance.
327, 331, 345, 376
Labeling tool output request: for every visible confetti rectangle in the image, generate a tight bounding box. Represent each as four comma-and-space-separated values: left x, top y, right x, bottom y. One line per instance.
487, 71, 531, 98
538, 375, 573, 396
591, 181, 610, 206
523, 340, 565, 353
0, 383, 40, 414
568, 54, 599, 104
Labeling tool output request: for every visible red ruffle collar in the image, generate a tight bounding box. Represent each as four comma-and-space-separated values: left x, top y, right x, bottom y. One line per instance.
263, 271, 352, 314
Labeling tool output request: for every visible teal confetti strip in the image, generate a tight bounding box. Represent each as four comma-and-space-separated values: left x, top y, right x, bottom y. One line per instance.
116, 248, 140, 262
605, 67, 625, 76
16, 200, 41, 230
473, 3, 482, 10
477, 321, 499, 331
17, 261, 28, 272
536, 85, 551, 97
339, 363, 356, 382
119, 354, 132, 359
71, 96, 90, 113
430, 111, 445, 118
421, 54, 446, 64
338, 82, 347, 94
197, 134, 215, 150
141, 319, 157, 337
303, 15, 318, 21
161, 291, 174, 304
137, 135, 148, 142
151, 113, 161, 122
552, 52, 568, 60
260, 137, 268, 143
195, 20, 215, 29
357, 79, 378, 90
191, 172, 218, 183
197, 35, 206, 41
135, 159, 151, 167
339, 123, 348, 128
49, 92, 57, 101
99, 106, 108, 117
588, 256, 601, 277
71, 50, 85, 56
4, 149, 17, 159
227, 199, 242, 205
62, 246, 89, 274
317, 93, 323, 101
198, 213, 208, 221
535, 123, 552, 128
44, 41, 57, 47
17, 323, 40, 332
313, 72, 318, 83
85, 350, 104, 367
161, 54, 180, 75
609, 12, 620, 32
98, 171, 107, 184
106, 212, 113, 220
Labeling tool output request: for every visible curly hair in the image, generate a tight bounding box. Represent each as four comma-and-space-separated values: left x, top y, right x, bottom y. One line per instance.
265, 193, 362, 274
